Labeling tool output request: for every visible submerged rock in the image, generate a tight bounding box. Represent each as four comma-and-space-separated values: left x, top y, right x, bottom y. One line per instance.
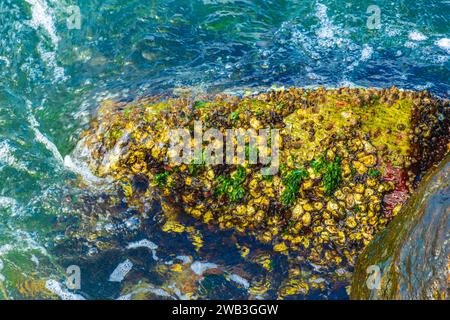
76, 86, 449, 288
351, 154, 449, 300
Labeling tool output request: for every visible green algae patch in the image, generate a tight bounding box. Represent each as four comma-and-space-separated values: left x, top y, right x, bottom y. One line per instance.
80, 87, 449, 273
215, 166, 247, 203
281, 168, 309, 206
310, 155, 342, 195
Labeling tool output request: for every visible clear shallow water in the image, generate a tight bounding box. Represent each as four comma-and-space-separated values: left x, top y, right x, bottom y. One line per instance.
0, 0, 449, 299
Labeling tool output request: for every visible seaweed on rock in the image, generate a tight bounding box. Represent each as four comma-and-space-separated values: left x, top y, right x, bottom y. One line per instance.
79, 87, 449, 277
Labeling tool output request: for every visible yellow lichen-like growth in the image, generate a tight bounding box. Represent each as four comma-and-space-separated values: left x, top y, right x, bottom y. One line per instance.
81, 87, 449, 268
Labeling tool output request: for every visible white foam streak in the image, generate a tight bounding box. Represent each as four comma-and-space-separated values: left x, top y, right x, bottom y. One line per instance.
190, 261, 218, 276
436, 38, 450, 53
25, 0, 59, 46
25, 0, 67, 82
0, 259, 4, 282
0, 56, 10, 67
45, 280, 86, 300
27, 107, 64, 164
117, 286, 174, 300
228, 274, 250, 289
315, 3, 334, 39
127, 239, 159, 261
360, 45, 373, 61
0, 141, 28, 172
63, 155, 106, 184
0, 230, 49, 258
408, 31, 427, 41
0, 196, 17, 212
64, 136, 113, 187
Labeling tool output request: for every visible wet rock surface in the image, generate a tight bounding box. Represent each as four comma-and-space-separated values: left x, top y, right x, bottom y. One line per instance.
71, 86, 449, 298
351, 154, 449, 300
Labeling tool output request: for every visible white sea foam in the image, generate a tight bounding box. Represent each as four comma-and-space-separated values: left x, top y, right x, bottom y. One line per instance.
27, 103, 64, 164
0, 196, 18, 215
436, 38, 450, 53
63, 154, 106, 185
117, 286, 173, 300
45, 279, 86, 300
190, 261, 218, 276
408, 31, 427, 41
96, 131, 130, 175
31, 255, 40, 266
127, 239, 159, 261
167, 283, 191, 300
176, 255, 192, 264
386, 27, 401, 37
0, 140, 28, 172
315, 3, 334, 39
0, 259, 4, 282
0, 196, 14, 206
25, 0, 66, 82
413, 82, 434, 91
109, 259, 133, 282
17, 231, 48, 256
0, 56, 10, 67
344, 44, 373, 73
228, 274, 250, 289
289, 1, 350, 76
25, 0, 59, 46
127, 239, 158, 250
0, 230, 52, 285
404, 41, 418, 49
64, 134, 114, 187
338, 80, 358, 88
0, 244, 13, 256
37, 44, 66, 82
360, 44, 373, 61
0, 141, 16, 166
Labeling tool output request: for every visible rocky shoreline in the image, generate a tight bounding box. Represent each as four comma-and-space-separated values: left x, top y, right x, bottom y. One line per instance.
73, 86, 449, 298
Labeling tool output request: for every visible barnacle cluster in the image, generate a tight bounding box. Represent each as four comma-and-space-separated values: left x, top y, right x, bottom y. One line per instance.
80, 87, 449, 270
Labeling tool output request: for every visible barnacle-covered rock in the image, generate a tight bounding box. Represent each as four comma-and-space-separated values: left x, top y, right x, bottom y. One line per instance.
78, 87, 449, 270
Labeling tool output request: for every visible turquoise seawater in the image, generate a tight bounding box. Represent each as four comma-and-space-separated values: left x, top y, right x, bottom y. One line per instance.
0, 0, 449, 299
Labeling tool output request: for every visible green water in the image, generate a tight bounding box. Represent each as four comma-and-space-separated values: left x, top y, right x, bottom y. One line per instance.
0, 0, 448, 299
